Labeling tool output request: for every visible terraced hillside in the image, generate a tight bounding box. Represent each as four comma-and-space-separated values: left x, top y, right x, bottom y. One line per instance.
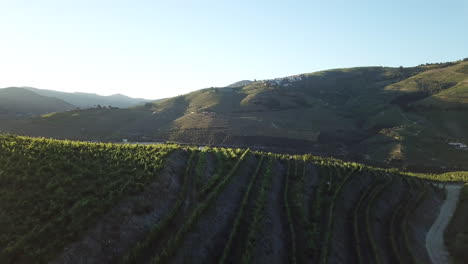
1, 135, 466, 263
3, 59, 468, 170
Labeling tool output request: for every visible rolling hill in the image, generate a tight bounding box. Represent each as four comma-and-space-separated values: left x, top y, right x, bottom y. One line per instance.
23, 87, 151, 108
226, 80, 254, 87
3, 59, 468, 170
0, 87, 75, 118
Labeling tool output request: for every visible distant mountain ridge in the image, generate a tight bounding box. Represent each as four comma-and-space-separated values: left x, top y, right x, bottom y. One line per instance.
0, 87, 75, 118
22, 87, 151, 108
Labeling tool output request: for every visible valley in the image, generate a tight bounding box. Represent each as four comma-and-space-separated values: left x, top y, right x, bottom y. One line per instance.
2, 2, 467, 263
2, 59, 468, 264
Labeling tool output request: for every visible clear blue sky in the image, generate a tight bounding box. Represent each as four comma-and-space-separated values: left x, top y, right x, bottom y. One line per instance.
0, 0, 467, 99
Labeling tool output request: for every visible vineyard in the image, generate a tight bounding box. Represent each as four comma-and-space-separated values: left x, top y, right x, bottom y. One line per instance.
0, 135, 466, 263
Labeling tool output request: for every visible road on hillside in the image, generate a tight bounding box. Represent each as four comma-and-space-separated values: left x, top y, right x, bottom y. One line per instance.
426, 184, 462, 264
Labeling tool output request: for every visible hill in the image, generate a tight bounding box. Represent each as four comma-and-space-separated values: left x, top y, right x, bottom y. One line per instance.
226, 80, 254, 87
0, 135, 466, 263
23, 87, 151, 108
3, 59, 468, 170
0, 87, 75, 118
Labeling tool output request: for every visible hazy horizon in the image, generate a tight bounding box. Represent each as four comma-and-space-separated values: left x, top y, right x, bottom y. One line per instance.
1, 0, 467, 99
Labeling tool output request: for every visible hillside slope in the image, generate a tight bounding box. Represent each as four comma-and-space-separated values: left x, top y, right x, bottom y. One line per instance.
23, 87, 150, 108
3, 60, 468, 170
1, 135, 466, 263
226, 80, 254, 87
0, 87, 75, 118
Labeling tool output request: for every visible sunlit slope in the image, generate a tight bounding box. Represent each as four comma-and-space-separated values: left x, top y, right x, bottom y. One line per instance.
3, 60, 468, 169
372, 61, 468, 170
385, 61, 468, 109
137, 66, 425, 145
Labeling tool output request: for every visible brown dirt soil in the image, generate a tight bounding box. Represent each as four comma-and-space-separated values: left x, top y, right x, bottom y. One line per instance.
48, 151, 448, 264
370, 176, 407, 264
304, 162, 320, 218
358, 180, 384, 263
328, 171, 373, 264
288, 161, 317, 263
251, 160, 288, 264
223, 158, 266, 263
50, 151, 189, 264
202, 152, 216, 185
130, 152, 201, 264
391, 179, 420, 262
168, 154, 259, 264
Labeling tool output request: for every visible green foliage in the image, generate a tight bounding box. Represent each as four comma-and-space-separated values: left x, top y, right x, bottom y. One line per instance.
121, 151, 196, 264
388, 178, 428, 263
304, 152, 468, 183
195, 150, 207, 190
290, 159, 314, 254
240, 158, 273, 264
0, 135, 178, 263
199, 147, 240, 197
389, 178, 410, 263
353, 176, 377, 264
284, 159, 297, 264
151, 149, 250, 264
404, 171, 468, 183
402, 179, 428, 263
220, 156, 265, 264
366, 176, 391, 264
320, 168, 354, 264
1, 134, 467, 263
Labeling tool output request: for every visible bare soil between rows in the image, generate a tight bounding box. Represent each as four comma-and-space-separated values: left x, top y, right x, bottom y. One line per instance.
51, 151, 189, 264
168, 154, 259, 264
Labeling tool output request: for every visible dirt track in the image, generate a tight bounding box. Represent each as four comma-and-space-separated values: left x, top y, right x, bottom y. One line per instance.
425, 184, 462, 264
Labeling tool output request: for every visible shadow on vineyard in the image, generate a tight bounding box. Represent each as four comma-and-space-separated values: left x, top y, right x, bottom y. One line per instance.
0, 135, 467, 263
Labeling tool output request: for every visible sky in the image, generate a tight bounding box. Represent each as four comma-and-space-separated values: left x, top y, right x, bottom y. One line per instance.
0, 0, 467, 99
